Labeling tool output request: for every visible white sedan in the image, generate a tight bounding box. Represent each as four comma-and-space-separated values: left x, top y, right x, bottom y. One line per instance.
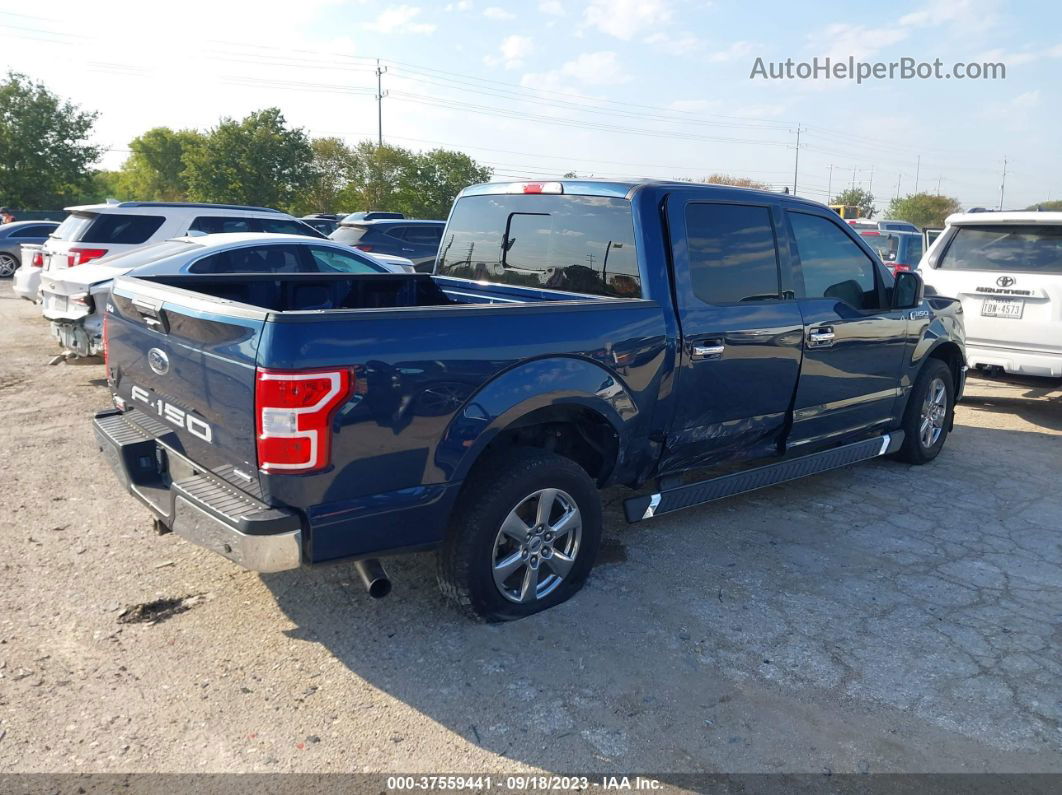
40, 233, 416, 359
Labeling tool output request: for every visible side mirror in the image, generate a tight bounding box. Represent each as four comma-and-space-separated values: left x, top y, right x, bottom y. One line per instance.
892, 271, 923, 310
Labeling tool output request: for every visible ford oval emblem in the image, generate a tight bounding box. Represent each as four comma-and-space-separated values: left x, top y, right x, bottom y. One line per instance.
148, 348, 170, 376
996, 275, 1016, 287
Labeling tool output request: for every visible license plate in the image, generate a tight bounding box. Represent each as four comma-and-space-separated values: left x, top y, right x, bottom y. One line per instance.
48, 295, 68, 313
981, 297, 1024, 319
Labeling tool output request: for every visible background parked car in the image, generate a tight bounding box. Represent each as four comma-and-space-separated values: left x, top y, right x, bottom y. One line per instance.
342, 211, 405, 221
859, 229, 924, 274
40, 233, 408, 359
330, 218, 446, 272
0, 220, 59, 277
12, 244, 46, 301
920, 211, 1062, 378
40, 201, 325, 276
300, 213, 345, 235
878, 220, 920, 233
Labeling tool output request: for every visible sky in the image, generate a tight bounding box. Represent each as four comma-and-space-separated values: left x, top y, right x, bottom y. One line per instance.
1, 0, 1060, 214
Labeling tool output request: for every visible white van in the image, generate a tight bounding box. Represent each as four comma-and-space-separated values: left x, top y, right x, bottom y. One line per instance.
920, 211, 1062, 377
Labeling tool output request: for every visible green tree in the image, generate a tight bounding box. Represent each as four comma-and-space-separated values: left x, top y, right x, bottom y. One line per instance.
117, 127, 204, 201
184, 108, 313, 209
831, 187, 876, 218
886, 193, 962, 229
293, 137, 359, 215
405, 148, 493, 218
1025, 200, 1062, 211
338, 141, 417, 213
0, 72, 103, 208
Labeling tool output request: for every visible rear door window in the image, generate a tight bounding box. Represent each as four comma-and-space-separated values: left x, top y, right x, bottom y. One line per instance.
436, 194, 641, 298
939, 225, 1062, 273
80, 214, 165, 244
189, 216, 255, 234
11, 224, 56, 238
403, 225, 443, 246
685, 203, 782, 304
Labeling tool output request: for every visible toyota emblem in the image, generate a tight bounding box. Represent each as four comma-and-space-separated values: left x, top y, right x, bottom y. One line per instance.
996, 275, 1016, 287
148, 348, 170, 375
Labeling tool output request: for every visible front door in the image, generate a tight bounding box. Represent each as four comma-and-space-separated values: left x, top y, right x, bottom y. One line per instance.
659, 195, 805, 473
785, 209, 909, 448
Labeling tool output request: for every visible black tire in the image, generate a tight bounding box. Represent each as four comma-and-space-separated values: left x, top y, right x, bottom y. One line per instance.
894, 359, 954, 464
437, 448, 603, 622
0, 252, 18, 279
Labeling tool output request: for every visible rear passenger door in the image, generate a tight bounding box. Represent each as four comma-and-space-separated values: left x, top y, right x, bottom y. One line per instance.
660, 194, 805, 472
392, 225, 443, 270
786, 209, 909, 447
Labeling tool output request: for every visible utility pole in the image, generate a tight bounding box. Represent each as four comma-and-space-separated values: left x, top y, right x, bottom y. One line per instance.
998, 156, 1008, 210
914, 155, 921, 193
826, 164, 834, 200
868, 167, 875, 194
791, 124, 802, 195
851, 166, 857, 188
375, 59, 388, 146
895, 172, 902, 200
936, 175, 942, 194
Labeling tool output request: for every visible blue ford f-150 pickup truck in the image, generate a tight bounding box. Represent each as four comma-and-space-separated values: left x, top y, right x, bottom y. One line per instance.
94, 179, 965, 621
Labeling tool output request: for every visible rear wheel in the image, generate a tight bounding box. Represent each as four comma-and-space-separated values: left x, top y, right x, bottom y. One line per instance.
437, 448, 602, 622
895, 359, 954, 464
0, 253, 18, 278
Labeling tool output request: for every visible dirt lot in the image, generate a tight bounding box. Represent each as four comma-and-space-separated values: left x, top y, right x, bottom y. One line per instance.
1, 285, 1060, 775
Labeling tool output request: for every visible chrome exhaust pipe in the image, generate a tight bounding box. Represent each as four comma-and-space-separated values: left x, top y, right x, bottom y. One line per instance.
353, 559, 392, 599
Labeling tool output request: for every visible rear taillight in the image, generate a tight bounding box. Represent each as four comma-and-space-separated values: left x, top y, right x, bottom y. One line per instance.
354, 244, 374, 253
255, 368, 351, 473
67, 248, 108, 266
70, 292, 94, 311
31, 251, 44, 268
893, 264, 912, 273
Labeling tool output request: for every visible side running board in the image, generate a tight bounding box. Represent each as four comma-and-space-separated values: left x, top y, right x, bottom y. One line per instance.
624, 432, 904, 523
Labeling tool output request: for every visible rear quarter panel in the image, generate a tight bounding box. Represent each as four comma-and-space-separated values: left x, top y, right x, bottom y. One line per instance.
258, 299, 670, 561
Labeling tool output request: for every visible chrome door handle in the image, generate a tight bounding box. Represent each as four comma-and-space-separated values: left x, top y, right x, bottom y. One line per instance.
691, 344, 725, 359
808, 328, 835, 347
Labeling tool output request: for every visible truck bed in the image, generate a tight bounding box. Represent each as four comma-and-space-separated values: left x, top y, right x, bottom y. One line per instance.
132, 272, 609, 313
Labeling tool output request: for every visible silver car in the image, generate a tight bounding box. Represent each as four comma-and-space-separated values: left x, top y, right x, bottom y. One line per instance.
1, 220, 59, 278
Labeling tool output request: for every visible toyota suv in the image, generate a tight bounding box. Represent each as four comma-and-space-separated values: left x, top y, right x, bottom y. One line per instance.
41, 201, 325, 274
920, 211, 1062, 377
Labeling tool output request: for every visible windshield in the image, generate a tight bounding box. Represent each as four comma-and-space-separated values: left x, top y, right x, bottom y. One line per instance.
436, 194, 641, 298
939, 225, 1062, 273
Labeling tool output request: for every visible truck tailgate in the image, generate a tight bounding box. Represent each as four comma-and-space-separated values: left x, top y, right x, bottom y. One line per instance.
107, 279, 266, 495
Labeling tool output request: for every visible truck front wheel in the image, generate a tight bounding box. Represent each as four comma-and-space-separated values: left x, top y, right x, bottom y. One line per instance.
437, 448, 603, 621
894, 358, 955, 464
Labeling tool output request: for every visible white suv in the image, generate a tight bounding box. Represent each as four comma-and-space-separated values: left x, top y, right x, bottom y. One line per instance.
41, 201, 325, 273
920, 211, 1062, 378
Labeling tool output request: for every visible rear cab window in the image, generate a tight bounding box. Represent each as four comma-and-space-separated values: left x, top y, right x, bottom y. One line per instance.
436, 194, 641, 298
940, 225, 1062, 273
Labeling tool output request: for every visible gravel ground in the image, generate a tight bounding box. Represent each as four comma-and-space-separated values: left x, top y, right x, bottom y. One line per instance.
1, 285, 1060, 775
